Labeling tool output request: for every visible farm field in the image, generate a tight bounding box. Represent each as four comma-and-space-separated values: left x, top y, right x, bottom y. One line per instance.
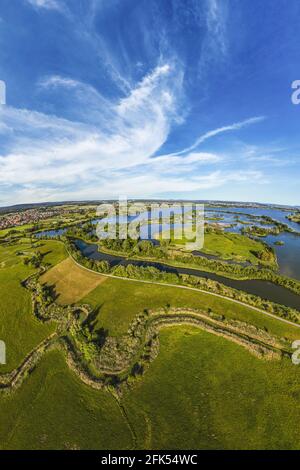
0, 350, 132, 450
0, 219, 300, 450
124, 325, 300, 450
41, 257, 107, 305
1, 326, 300, 449
0, 239, 67, 372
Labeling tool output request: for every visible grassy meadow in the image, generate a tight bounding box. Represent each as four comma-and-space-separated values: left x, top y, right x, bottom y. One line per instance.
0, 350, 132, 450
167, 229, 276, 266
0, 239, 67, 372
124, 325, 300, 450
1, 237, 300, 449
201, 232, 273, 264
1, 327, 300, 449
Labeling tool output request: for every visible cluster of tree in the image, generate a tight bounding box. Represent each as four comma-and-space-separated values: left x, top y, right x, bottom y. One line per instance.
111, 263, 179, 284
182, 274, 300, 324
101, 238, 170, 259
250, 244, 275, 262
66, 239, 178, 284
23, 251, 42, 268
242, 219, 295, 237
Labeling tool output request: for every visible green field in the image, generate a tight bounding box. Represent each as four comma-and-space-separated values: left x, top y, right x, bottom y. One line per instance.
1, 235, 300, 449
0, 239, 67, 372
1, 327, 300, 449
124, 325, 300, 450
201, 232, 274, 264
83, 274, 300, 340
166, 229, 276, 266
0, 350, 132, 450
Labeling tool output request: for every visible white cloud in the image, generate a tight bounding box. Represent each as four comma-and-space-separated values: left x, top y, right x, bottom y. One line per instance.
198, 0, 229, 79
0, 58, 266, 206
206, 0, 227, 57
159, 116, 265, 158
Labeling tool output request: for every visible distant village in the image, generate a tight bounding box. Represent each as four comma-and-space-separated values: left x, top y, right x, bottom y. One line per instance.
0, 208, 60, 230
0, 207, 87, 231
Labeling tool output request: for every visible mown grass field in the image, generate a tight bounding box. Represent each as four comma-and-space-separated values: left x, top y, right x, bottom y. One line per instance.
83, 273, 300, 340
0, 239, 67, 372
0, 350, 132, 450
1, 328, 300, 449
41, 257, 107, 305
124, 325, 300, 450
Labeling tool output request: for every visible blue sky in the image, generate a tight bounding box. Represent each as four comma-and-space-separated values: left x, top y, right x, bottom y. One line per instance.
0, 0, 300, 206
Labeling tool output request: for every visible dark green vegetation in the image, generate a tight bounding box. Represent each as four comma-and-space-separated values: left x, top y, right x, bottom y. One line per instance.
2, 327, 300, 449
241, 215, 300, 237
287, 212, 300, 224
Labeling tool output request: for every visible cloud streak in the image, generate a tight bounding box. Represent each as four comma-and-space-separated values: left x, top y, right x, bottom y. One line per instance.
26, 0, 63, 12
0, 1, 274, 206
159, 116, 266, 158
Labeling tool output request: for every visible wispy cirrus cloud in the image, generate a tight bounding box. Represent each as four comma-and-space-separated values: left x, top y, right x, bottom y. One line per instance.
0, 63, 187, 203
158, 116, 266, 158
0, 1, 269, 206
26, 0, 63, 11
206, 0, 228, 57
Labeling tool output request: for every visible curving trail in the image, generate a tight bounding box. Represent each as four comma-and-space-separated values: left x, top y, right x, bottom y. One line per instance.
69, 253, 300, 330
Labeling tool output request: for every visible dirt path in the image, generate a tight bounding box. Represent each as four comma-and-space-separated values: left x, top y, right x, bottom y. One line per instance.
69, 254, 300, 330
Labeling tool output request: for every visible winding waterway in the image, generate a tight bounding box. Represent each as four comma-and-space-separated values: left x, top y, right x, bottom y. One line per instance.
34, 204, 300, 309
74, 239, 300, 311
